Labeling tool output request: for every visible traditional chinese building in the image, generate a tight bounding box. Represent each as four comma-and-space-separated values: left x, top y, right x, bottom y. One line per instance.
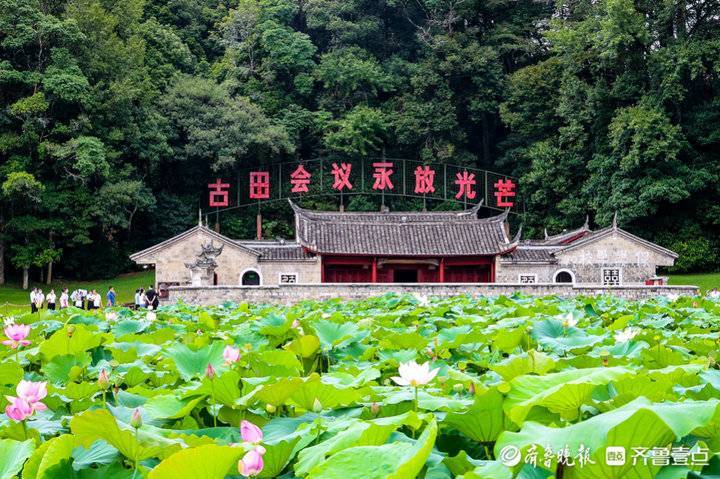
130, 201, 678, 294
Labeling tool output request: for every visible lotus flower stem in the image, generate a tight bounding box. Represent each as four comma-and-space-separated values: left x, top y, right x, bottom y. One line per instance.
21, 420, 27, 440
414, 386, 418, 412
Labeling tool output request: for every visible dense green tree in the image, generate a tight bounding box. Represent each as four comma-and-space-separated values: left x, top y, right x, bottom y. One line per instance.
0, 0, 718, 285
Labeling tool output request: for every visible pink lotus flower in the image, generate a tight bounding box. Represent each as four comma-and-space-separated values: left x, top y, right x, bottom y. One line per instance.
238, 449, 264, 477
16, 380, 47, 405
5, 396, 33, 421
130, 408, 143, 428
240, 420, 263, 443
3, 324, 30, 349
98, 369, 110, 389
391, 360, 439, 387
223, 345, 241, 365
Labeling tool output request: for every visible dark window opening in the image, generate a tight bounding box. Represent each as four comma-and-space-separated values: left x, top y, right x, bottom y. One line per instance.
555, 271, 573, 283
241, 271, 261, 285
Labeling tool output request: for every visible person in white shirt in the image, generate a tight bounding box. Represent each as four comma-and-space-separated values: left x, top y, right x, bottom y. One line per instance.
35, 289, 45, 311
59, 288, 69, 309
91, 289, 102, 309
72, 290, 83, 308
30, 288, 38, 313
46, 289, 57, 310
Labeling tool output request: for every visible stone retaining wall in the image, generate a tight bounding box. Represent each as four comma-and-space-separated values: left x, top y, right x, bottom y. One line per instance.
164, 283, 699, 305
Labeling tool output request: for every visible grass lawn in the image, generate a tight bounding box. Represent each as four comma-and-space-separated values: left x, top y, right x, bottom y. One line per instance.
0, 270, 155, 314
668, 271, 720, 293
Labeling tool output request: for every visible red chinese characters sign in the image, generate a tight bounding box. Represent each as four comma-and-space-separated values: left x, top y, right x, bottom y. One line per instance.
207, 161, 518, 210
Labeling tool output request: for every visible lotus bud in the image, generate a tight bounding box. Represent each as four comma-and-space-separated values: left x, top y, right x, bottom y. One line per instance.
599, 350, 610, 367
458, 361, 467, 371
312, 398, 323, 413
238, 449, 264, 477
453, 383, 463, 393
66, 325, 75, 338
98, 369, 110, 389
240, 420, 263, 443
265, 403, 276, 414
113, 385, 120, 396
205, 363, 216, 380
109, 359, 120, 368
468, 382, 476, 396
370, 402, 380, 415
130, 408, 143, 429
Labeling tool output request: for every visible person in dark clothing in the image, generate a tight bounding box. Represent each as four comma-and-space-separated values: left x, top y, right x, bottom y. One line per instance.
145, 285, 159, 309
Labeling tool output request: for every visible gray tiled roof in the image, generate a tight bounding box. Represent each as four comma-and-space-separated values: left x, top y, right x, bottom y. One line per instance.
237, 240, 316, 261
291, 202, 512, 256
501, 246, 559, 263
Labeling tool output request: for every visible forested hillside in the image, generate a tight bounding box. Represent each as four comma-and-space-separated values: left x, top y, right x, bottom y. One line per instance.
1, 0, 718, 284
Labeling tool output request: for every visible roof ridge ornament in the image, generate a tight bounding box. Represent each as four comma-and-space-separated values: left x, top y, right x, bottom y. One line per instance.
612, 211, 618, 230
198, 208, 203, 228
466, 199, 484, 216
544, 228, 549, 240
583, 214, 590, 229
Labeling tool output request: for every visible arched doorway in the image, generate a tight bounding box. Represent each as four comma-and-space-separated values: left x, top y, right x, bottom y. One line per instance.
554, 270, 575, 283
241, 270, 261, 286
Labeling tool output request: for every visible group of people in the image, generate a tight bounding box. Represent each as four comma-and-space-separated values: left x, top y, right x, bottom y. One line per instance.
29, 286, 117, 313
134, 286, 160, 310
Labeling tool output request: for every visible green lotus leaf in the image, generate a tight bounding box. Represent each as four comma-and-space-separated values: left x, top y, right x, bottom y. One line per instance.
144, 394, 206, 419
531, 319, 603, 354
496, 397, 720, 479
289, 376, 364, 411
313, 320, 364, 351
0, 438, 34, 479
286, 334, 321, 358
22, 434, 74, 479
443, 390, 508, 442
70, 409, 180, 461
147, 444, 244, 479
39, 325, 106, 361
71, 440, 119, 471
296, 412, 422, 476
0, 361, 24, 386
308, 419, 437, 479
42, 353, 92, 385
167, 342, 225, 381
491, 350, 557, 381
505, 367, 633, 425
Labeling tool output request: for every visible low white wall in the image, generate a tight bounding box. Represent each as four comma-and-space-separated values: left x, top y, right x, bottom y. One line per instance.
164, 282, 700, 306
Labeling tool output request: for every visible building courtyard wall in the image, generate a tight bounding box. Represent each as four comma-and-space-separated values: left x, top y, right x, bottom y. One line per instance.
165, 283, 699, 305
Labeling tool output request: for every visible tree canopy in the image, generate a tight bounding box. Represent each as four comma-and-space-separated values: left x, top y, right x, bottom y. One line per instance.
0, 0, 718, 283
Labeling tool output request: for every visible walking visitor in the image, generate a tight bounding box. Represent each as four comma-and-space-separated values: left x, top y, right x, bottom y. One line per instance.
106, 286, 116, 307
46, 289, 56, 310
34, 289, 45, 312
30, 288, 37, 313
59, 288, 69, 309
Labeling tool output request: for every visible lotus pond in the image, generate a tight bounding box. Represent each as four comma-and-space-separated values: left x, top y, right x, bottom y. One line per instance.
1, 294, 720, 479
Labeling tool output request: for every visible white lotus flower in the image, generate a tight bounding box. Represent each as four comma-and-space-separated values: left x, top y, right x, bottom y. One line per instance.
414, 294, 430, 307
146, 311, 157, 322
614, 328, 638, 343
391, 361, 439, 387
562, 313, 577, 328
105, 312, 118, 321
665, 293, 680, 301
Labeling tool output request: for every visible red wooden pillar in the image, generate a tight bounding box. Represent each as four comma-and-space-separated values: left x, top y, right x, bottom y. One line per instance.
439, 257, 445, 283
490, 258, 495, 283
371, 257, 378, 283
321, 256, 325, 283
